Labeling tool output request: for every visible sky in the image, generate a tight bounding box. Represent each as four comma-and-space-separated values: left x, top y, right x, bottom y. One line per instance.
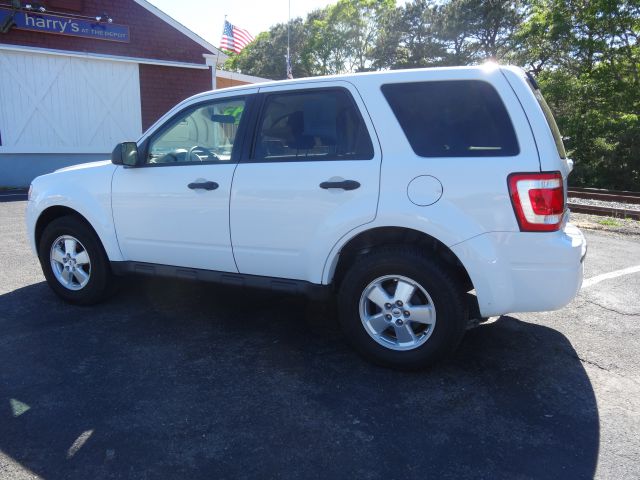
146, 0, 337, 48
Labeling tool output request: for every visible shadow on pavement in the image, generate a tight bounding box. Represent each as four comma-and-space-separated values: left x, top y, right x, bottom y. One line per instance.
0, 279, 599, 479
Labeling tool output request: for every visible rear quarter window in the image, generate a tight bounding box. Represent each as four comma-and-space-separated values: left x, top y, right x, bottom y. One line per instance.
381, 80, 519, 157
525, 76, 567, 159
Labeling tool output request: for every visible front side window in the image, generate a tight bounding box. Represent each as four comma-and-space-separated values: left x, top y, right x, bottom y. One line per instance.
382, 80, 519, 158
253, 89, 374, 162
147, 97, 246, 164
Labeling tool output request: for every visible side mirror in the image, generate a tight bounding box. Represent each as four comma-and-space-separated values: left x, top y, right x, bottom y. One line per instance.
111, 142, 140, 167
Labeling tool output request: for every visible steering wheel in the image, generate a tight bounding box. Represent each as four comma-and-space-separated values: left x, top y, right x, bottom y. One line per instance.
150, 150, 182, 163
186, 145, 221, 162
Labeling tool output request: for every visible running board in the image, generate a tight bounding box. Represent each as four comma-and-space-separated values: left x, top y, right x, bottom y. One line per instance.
110, 261, 330, 300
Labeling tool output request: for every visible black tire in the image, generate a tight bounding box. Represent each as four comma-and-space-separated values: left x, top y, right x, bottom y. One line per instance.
38, 215, 114, 305
337, 246, 468, 370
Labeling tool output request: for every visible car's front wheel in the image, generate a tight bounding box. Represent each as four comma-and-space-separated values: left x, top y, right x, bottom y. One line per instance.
38, 216, 114, 305
338, 247, 467, 370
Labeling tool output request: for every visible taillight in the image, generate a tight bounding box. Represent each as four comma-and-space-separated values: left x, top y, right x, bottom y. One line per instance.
508, 172, 565, 232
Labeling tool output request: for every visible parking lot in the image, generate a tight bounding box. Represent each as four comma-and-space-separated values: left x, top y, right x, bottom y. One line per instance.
1, 198, 639, 479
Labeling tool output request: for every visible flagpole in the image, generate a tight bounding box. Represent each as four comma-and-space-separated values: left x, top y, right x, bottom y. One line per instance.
286, 0, 292, 79
214, 14, 229, 90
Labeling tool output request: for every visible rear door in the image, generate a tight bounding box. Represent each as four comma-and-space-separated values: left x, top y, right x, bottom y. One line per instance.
230, 81, 381, 282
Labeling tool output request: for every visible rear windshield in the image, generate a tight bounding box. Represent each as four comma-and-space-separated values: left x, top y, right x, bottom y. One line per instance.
381, 80, 519, 157
526, 76, 567, 159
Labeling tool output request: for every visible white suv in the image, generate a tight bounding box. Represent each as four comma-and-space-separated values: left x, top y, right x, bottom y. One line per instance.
26, 65, 586, 369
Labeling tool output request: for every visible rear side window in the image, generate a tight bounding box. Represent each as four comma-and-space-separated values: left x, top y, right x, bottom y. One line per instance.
253, 89, 374, 162
525, 76, 567, 159
381, 80, 519, 157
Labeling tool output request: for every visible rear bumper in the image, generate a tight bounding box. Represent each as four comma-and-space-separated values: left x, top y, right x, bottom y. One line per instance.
452, 223, 586, 317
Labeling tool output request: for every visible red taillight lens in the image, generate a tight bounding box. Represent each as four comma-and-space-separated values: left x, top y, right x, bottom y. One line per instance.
508, 172, 565, 232
528, 188, 564, 215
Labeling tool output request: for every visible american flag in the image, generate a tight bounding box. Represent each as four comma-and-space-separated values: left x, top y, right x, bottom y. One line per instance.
220, 20, 254, 54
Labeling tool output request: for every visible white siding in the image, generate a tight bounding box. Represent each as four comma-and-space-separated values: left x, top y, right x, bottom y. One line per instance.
0, 50, 142, 154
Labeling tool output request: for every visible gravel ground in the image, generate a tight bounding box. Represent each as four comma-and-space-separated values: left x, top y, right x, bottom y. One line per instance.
568, 196, 640, 212
570, 211, 640, 239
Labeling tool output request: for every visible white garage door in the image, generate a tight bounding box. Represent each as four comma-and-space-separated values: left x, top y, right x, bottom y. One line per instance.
0, 49, 142, 154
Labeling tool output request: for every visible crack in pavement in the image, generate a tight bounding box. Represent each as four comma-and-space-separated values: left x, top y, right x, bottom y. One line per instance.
573, 353, 640, 390
554, 342, 615, 372
583, 298, 640, 317
575, 354, 610, 371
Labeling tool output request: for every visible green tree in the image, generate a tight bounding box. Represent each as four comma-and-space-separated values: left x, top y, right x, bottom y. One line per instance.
375, 0, 524, 69
465, 0, 524, 60
305, 7, 350, 75
373, 0, 448, 69
517, 0, 639, 189
333, 0, 396, 72
224, 18, 314, 80
226, 0, 394, 77
225, 0, 639, 189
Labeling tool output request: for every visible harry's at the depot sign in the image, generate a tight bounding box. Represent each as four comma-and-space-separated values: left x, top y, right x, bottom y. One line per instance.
0, 7, 130, 43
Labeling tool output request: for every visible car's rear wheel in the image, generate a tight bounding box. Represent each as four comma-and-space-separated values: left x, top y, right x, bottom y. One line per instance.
38, 216, 114, 305
338, 247, 467, 370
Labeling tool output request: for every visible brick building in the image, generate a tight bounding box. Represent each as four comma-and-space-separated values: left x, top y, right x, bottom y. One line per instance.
0, 0, 266, 187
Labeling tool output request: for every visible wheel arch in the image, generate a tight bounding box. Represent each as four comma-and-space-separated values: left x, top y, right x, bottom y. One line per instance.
327, 226, 474, 293
35, 206, 107, 258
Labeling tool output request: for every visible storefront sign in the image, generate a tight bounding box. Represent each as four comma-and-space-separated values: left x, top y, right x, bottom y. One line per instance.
0, 8, 130, 43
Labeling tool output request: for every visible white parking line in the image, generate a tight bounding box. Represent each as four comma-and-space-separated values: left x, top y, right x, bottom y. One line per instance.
582, 265, 640, 289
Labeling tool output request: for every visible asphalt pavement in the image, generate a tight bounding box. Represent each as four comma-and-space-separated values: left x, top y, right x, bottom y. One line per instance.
1, 198, 639, 479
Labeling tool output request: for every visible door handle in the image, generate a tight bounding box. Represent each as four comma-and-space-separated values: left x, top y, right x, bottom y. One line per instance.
319, 180, 361, 191
188, 181, 219, 191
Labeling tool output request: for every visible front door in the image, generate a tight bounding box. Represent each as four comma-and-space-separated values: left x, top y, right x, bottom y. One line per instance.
112, 92, 254, 272
230, 82, 381, 282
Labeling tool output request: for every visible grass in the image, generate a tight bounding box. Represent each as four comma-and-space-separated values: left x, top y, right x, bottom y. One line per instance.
597, 218, 623, 227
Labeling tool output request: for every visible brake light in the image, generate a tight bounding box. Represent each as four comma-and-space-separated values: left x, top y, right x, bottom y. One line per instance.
508, 172, 565, 232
